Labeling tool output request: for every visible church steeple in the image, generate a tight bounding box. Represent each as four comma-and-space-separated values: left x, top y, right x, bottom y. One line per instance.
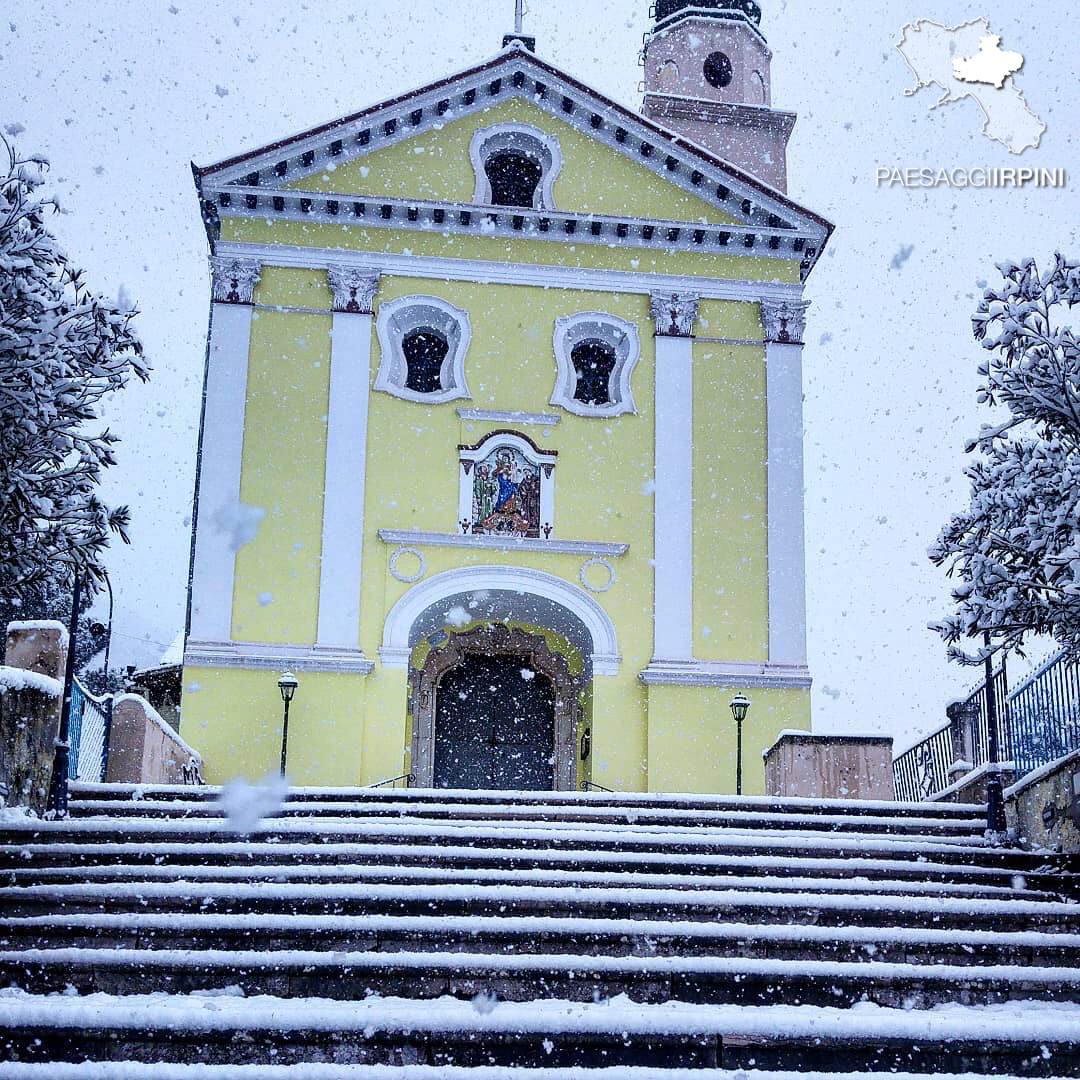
642, 0, 795, 191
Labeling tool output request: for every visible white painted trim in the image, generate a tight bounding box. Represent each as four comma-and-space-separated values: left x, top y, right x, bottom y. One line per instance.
188, 302, 256, 644
551, 312, 641, 418
184, 640, 375, 675
378, 529, 628, 557
210, 186, 815, 265
580, 557, 616, 594
380, 565, 621, 676
458, 431, 557, 540
216, 240, 806, 305
316, 309, 374, 650
389, 547, 427, 584
373, 294, 472, 404
470, 123, 563, 209
458, 408, 560, 427
640, 660, 812, 690
765, 338, 809, 667
652, 332, 695, 661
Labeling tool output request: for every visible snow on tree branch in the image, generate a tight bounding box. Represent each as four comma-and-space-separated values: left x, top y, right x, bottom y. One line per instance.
0, 132, 149, 607
930, 255, 1080, 664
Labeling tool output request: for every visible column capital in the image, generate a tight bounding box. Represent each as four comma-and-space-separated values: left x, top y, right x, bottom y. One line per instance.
761, 298, 810, 345
650, 292, 700, 337
328, 266, 380, 314
209, 256, 262, 305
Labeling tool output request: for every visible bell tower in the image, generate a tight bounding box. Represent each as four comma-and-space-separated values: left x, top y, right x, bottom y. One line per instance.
642, 0, 796, 192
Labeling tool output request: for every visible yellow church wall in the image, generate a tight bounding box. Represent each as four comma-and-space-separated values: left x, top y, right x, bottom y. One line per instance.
222, 219, 801, 288
692, 298, 769, 664
231, 267, 333, 645
180, 666, 366, 786
646, 683, 810, 795
287, 98, 739, 227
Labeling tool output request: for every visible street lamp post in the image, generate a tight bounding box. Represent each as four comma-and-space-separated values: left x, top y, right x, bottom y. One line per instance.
277, 672, 299, 778
45, 571, 83, 819
983, 632, 1008, 841
730, 693, 751, 797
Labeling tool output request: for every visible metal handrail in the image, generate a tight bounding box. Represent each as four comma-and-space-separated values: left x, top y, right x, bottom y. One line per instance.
366, 774, 413, 789
580, 780, 615, 793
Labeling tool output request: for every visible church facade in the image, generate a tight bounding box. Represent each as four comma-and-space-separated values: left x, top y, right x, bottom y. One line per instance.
180, 0, 832, 793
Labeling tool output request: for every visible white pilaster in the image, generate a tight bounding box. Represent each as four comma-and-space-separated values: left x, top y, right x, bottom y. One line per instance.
763, 299, 811, 668
649, 292, 699, 661
316, 268, 380, 650
189, 257, 261, 644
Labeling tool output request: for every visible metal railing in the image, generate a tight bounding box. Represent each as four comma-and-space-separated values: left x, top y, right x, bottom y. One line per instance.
67, 678, 113, 783
366, 774, 413, 789
894, 651, 1080, 802
1008, 650, 1080, 776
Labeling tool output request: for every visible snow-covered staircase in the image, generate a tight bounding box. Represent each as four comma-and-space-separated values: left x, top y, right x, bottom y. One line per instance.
1, 785, 1079, 1077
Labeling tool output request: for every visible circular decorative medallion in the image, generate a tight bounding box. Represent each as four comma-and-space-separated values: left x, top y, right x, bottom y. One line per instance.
390, 547, 427, 584
579, 557, 616, 594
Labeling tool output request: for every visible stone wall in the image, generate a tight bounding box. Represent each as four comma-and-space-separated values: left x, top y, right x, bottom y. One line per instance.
105, 695, 202, 785
764, 732, 895, 800
1005, 748, 1080, 853
0, 622, 66, 816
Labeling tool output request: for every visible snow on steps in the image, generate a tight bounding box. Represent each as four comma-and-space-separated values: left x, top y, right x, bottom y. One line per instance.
1, 786, 1078, 1073
1, 1069, 1076, 1080
2, 991, 1080, 1072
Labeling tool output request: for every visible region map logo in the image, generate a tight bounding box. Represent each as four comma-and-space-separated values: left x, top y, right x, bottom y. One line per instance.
896, 17, 1044, 154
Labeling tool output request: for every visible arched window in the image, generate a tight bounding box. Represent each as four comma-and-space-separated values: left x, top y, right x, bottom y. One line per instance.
571, 339, 617, 406
470, 124, 562, 210
551, 312, 641, 418
403, 326, 449, 394
484, 150, 544, 208
374, 295, 472, 404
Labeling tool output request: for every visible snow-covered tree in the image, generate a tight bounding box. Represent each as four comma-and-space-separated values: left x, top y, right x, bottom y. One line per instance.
930, 255, 1080, 663
0, 133, 148, 609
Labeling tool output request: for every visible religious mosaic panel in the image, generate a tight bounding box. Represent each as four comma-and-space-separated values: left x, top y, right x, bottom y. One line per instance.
458, 431, 557, 541
470, 446, 542, 538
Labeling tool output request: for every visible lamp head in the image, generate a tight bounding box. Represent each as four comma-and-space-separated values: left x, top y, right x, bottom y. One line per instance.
730, 693, 751, 724
278, 671, 299, 703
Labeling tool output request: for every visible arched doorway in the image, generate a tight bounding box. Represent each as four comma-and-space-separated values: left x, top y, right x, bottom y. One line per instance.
411, 625, 581, 791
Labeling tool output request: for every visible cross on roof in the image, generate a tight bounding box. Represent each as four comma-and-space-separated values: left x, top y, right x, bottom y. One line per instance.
515, 0, 525, 34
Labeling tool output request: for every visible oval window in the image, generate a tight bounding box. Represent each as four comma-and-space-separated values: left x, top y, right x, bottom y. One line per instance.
703, 51, 734, 89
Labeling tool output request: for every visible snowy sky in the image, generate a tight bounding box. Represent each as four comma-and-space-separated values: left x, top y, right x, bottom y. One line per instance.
3, 0, 1078, 752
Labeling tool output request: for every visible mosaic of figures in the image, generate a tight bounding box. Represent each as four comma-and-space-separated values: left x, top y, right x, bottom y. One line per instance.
470, 446, 542, 538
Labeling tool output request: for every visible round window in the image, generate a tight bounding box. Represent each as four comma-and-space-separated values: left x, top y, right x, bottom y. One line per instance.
703, 51, 734, 89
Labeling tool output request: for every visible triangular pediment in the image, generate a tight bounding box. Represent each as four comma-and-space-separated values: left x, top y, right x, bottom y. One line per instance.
194, 46, 831, 276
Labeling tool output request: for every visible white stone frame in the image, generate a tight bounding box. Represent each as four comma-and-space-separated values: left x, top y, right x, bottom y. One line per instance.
470, 123, 563, 210
458, 430, 557, 540
551, 312, 641, 418
374, 295, 472, 405
379, 565, 621, 675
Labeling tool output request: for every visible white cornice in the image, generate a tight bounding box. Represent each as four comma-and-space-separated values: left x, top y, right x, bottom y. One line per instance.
640, 660, 813, 690
185, 641, 375, 675
206, 186, 816, 268
216, 240, 805, 305
378, 529, 629, 558
458, 408, 561, 426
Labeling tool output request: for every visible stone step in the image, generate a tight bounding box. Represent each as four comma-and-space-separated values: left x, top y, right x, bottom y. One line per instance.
2, 859, 1058, 903
68, 782, 989, 820
0, 817, 1042, 873
4, 839, 1068, 894
1, 879, 1075, 933
5, 911, 1079, 969
63, 798, 988, 836
3, 1067, 1077, 1080
5, 945, 1080, 1010
1, 991, 1078, 1074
